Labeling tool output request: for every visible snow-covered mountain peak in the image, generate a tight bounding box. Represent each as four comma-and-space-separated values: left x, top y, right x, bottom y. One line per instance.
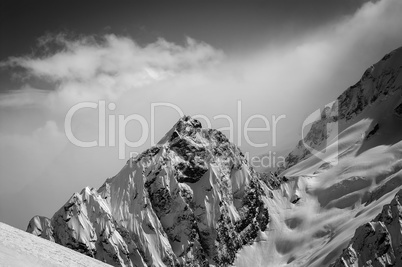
27, 115, 272, 267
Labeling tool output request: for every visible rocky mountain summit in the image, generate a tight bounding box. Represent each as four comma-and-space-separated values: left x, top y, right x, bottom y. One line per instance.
27, 116, 271, 267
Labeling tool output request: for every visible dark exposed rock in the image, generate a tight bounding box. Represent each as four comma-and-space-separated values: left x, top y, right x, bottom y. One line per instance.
258, 171, 290, 190
214, 177, 270, 267
394, 103, 402, 117
366, 123, 380, 140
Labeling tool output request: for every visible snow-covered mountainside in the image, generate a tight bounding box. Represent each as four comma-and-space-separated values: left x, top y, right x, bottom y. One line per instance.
232, 47, 402, 266
0, 222, 111, 267
27, 116, 272, 267
281, 47, 402, 171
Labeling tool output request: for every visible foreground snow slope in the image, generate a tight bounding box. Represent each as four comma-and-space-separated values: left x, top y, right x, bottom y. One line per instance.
0, 222, 111, 267
234, 46, 402, 266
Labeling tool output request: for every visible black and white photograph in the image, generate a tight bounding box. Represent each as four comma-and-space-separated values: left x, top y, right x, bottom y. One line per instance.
1, 1, 402, 266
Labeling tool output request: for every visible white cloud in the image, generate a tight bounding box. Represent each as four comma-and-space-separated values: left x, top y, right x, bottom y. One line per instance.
2, 35, 223, 104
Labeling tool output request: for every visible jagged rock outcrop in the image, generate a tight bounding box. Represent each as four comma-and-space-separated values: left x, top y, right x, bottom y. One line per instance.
330, 189, 402, 267
27, 116, 271, 267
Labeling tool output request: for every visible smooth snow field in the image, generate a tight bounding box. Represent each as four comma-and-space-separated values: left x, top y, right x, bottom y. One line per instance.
0, 222, 111, 267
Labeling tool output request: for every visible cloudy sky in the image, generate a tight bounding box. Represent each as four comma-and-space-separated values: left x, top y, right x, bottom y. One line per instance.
1, 0, 402, 230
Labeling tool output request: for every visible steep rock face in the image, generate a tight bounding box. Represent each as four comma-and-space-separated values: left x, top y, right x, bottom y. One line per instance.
27, 116, 271, 267
281, 47, 402, 171
330, 189, 402, 267
97, 116, 271, 266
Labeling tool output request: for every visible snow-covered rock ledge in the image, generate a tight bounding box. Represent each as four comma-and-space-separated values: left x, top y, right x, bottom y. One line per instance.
331, 189, 402, 267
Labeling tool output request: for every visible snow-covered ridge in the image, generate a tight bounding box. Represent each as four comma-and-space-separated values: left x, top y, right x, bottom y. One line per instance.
281, 47, 402, 171
27, 116, 272, 267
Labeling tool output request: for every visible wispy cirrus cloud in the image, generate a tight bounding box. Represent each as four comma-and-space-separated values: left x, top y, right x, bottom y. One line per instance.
0, 86, 48, 108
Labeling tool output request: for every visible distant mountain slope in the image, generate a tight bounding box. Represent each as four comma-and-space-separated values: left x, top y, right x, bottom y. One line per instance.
0, 222, 111, 267
281, 46, 402, 172
27, 116, 272, 267
233, 46, 402, 267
